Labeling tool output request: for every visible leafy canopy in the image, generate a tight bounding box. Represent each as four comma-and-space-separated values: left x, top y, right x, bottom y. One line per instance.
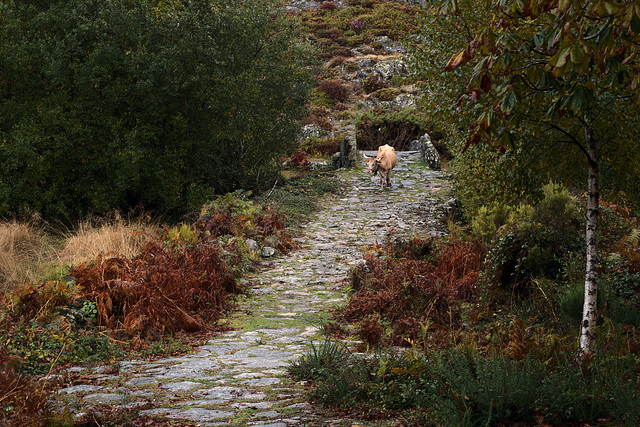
410, 0, 640, 211
0, 0, 315, 220
442, 0, 640, 150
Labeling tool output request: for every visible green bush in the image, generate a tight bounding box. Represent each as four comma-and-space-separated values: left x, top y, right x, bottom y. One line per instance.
0, 0, 314, 221
311, 88, 339, 108
478, 183, 584, 290
430, 351, 544, 426
288, 339, 352, 381
294, 343, 640, 426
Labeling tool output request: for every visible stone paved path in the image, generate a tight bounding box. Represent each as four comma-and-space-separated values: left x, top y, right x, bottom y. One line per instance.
52, 152, 451, 426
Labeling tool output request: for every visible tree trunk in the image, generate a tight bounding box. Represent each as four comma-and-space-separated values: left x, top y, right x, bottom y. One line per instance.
579, 123, 600, 357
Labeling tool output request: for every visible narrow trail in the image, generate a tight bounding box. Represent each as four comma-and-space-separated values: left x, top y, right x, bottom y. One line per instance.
52, 152, 451, 426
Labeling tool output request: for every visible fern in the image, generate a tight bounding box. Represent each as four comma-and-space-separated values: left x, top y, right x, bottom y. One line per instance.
626, 228, 640, 247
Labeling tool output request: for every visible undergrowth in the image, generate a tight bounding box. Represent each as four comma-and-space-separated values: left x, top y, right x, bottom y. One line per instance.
0, 182, 330, 424
257, 174, 342, 229
291, 183, 640, 425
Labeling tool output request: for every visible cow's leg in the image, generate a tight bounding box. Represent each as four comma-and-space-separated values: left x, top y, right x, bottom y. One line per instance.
386, 171, 392, 188
379, 175, 384, 191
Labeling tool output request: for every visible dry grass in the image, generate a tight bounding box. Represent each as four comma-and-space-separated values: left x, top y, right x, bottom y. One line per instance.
0, 219, 56, 293
59, 214, 159, 266
0, 214, 159, 294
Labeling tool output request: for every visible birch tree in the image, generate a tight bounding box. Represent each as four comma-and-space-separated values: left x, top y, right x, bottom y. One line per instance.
427, 0, 640, 355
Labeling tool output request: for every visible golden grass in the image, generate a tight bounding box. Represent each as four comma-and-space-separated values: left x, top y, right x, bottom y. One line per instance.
0, 214, 159, 294
0, 219, 55, 293
59, 215, 159, 266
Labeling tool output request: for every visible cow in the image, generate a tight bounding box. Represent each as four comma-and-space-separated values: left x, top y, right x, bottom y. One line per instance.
363, 144, 397, 191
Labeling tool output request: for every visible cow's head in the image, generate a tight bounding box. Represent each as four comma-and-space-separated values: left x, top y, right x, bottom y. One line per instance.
364, 154, 381, 175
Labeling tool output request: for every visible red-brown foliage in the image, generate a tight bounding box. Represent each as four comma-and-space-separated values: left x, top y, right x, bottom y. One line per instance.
319, 1, 339, 11
317, 80, 350, 102
70, 241, 241, 338
287, 150, 311, 170
0, 349, 54, 425
317, 27, 344, 41
342, 237, 485, 346
363, 75, 387, 94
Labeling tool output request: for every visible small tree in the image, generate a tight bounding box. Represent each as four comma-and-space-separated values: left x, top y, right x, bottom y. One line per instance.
426, 0, 640, 356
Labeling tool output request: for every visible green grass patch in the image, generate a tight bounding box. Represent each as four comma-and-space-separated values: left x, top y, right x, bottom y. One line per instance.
257, 174, 343, 229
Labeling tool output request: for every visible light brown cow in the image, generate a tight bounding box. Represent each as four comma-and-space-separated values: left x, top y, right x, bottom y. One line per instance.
364, 144, 397, 191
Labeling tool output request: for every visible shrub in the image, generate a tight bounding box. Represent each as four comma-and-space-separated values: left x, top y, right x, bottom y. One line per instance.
301, 136, 342, 156
481, 184, 584, 292
430, 351, 544, 425
0, 349, 61, 425
349, 17, 365, 31
318, 27, 344, 42
317, 80, 350, 102
70, 240, 241, 338
256, 175, 342, 228
286, 150, 311, 169
293, 341, 640, 425
307, 105, 333, 128
363, 75, 388, 93
328, 56, 347, 68
342, 236, 483, 346
344, 60, 360, 71
373, 88, 401, 101
199, 191, 295, 255
470, 204, 513, 243
319, 1, 339, 11
288, 339, 352, 381
347, 33, 368, 46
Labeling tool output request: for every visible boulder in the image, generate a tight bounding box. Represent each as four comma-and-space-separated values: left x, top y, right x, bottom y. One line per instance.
261, 247, 276, 257
373, 58, 408, 80
371, 36, 406, 54
298, 124, 321, 141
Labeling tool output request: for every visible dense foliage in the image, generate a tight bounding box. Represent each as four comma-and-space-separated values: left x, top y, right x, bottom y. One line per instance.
407, 0, 640, 214
0, 0, 314, 220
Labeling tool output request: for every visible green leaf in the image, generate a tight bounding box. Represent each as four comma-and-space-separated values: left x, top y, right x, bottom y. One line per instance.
500, 88, 518, 114
568, 85, 589, 112
603, 1, 622, 15
549, 46, 571, 68
631, 13, 640, 34
497, 130, 515, 149
569, 44, 586, 66
533, 32, 545, 48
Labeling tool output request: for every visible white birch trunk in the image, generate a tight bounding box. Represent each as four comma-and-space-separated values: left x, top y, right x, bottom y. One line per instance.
579, 125, 600, 357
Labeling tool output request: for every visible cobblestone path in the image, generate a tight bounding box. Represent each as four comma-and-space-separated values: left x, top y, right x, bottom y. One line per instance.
52, 152, 451, 426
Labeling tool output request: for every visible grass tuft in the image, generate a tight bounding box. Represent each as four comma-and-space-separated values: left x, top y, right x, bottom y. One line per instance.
0, 219, 56, 293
